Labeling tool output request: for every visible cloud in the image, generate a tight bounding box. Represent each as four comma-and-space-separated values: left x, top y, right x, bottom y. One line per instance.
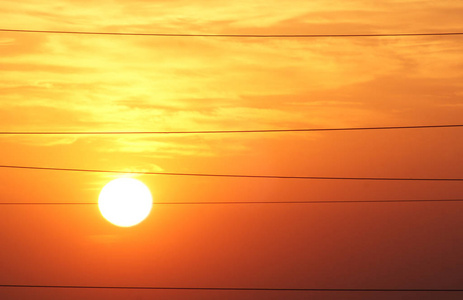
1, 0, 462, 156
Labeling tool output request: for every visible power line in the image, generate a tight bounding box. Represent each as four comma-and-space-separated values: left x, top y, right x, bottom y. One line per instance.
1, 28, 463, 38
1, 165, 463, 181
1, 124, 463, 135
1, 199, 463, 205
0, 284, 462, 292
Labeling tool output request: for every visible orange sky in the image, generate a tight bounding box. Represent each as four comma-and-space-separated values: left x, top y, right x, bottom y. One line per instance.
1, 0, 463, 299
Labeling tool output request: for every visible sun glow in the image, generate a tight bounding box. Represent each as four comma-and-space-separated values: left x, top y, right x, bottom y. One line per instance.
98, 178, 153, 227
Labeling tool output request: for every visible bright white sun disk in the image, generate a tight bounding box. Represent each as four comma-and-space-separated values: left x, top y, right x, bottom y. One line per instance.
98, 178, 152, 227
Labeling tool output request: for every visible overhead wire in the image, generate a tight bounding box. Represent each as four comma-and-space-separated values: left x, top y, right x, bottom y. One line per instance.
0, 124, 462, 135
1, 199, 463, 205
1, 28, 463, 38
0, 284, 462, 292
1, 164, 463, 181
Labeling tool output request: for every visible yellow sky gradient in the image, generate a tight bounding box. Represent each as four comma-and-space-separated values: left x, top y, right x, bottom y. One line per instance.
1, 1, 463, 299
1, 1, 462, 170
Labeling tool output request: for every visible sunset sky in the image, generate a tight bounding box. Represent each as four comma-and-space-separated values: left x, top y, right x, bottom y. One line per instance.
1, 0, 463, 299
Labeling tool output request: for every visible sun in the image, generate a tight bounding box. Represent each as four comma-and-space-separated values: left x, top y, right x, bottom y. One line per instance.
98, 178, 153, 227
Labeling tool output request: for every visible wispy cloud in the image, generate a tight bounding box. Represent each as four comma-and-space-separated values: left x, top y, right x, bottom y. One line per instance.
1, 0, 462, 157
